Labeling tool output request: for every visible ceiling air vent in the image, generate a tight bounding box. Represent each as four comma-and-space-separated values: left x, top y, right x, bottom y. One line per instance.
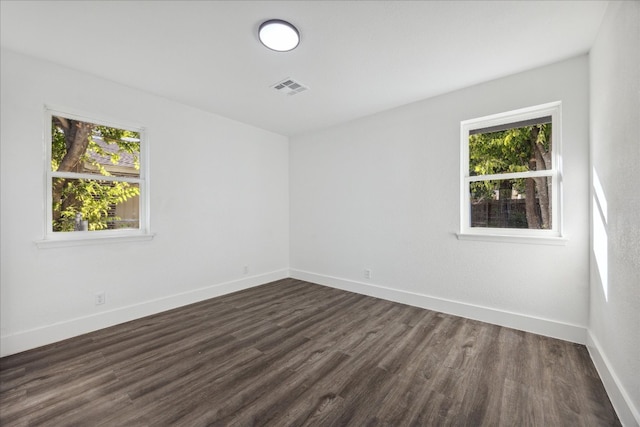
271, 78, 309, 96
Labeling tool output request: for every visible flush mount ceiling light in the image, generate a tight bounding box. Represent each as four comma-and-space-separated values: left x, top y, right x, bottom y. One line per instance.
259, 19, 300, 52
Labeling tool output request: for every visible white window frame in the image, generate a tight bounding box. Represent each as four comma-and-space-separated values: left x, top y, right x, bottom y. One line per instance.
458, 101, 565, 245
37, 106, 153, 248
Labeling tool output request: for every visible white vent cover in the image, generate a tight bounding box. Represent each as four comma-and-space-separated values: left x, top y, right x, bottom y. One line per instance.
271, 78, 309, 96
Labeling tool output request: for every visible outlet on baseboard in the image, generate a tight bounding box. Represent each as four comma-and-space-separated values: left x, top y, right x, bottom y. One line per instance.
364, 269, 372, 280
95, 291, 106, 305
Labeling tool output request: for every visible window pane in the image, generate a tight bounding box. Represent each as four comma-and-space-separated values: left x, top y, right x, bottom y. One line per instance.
470, 177, 552, 229
52, 178, 140, 232
469, 122, 552, 175
51, 116, 140, 178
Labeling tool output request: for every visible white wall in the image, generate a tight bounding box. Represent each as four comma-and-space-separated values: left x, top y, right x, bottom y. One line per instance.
589, 2, 640, 425
0, 49, 290, 356
290, 56, 590, 343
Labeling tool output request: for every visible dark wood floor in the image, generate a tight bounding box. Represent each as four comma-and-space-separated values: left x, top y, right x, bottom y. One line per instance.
0, 278, 620, 426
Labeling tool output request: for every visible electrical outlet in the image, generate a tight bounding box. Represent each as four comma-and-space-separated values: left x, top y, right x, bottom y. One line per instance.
364, 269, 372, 280
95, 291, 106, 305
243, 265, 249, 275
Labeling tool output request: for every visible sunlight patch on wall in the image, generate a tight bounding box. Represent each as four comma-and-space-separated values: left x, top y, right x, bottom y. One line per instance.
592, 167, 608, 301
593, 166, 608, 222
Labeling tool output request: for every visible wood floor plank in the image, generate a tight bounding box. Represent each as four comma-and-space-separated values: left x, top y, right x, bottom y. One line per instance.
0, 279, 621, 426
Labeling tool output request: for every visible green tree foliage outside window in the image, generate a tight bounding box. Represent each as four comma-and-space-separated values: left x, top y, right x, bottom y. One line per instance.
469, 123, 552, 229
51, 116, 141, 232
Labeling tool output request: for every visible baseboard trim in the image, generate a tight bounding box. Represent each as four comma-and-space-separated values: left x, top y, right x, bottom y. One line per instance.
587, 331, 640, 427
289, 269, 587, 344
0, 269, 289, 357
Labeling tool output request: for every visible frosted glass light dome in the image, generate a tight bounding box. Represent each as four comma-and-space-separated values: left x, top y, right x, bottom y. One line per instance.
259, 19, 300, 52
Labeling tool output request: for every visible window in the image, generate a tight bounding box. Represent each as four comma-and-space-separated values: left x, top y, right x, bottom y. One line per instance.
41, 107, 151, 246
459, 102, 563, 242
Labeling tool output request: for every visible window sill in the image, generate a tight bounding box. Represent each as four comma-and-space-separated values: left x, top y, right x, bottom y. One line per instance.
456, 232, 567, 246
35, 232, 155, 249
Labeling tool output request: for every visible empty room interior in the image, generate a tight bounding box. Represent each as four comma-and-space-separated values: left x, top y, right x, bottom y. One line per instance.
1, 1, 638, 425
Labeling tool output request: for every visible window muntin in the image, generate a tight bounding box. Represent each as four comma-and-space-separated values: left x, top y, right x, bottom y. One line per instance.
45, 108, 148, 239
460, 102, 562, 238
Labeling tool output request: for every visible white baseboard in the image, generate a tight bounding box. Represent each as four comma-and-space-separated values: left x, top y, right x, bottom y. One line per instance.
587, 331, 640, 427
289, 269, 587, 344
0, 269, 289, 357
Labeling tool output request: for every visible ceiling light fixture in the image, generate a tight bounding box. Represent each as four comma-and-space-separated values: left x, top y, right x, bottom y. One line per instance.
259, 19, 300, 52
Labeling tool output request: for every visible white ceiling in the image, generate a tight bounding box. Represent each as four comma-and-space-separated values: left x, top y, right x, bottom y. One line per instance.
0, 1, 609, 136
